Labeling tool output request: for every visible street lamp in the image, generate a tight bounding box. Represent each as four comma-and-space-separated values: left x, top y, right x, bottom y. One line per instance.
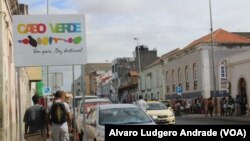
134, 37, 142, 100
209, 0, 218, 116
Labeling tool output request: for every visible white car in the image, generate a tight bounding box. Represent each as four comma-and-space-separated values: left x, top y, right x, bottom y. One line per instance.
146, 101, 175, 124
85, 104, 156, 141
75, 98, 112, 141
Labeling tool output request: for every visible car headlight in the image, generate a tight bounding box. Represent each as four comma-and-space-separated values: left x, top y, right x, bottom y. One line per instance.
152, 115, 158, 119
169, 113, 174, 117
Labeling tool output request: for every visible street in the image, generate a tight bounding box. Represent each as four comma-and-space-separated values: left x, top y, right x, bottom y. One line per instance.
176, 115, 250, 125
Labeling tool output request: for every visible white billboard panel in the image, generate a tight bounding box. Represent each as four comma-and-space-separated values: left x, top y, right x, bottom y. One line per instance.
13, 15, 87, 66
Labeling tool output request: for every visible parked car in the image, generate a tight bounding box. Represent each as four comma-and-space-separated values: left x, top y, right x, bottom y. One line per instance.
75, 98, 112, 141
73, 95, 99, 108
146, 101, 175, 124
85, 104, 156, 141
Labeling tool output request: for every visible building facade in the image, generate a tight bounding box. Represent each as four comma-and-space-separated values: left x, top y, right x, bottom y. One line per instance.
0, 1, 31, 141
134, 45, 158, 70
163, 29, 250, 113
140, 49, 180, 101
112, 57, 137, 103
96, 70, 114, 99
73, 63, 112, 97
227, 51, 250, 115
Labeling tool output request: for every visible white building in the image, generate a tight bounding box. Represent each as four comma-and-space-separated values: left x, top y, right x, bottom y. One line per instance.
0, 1, 31, 141
140, 49, 180, 101
137, 29, 250, 113
227, 51, 250, 115
96, 70, 114, 99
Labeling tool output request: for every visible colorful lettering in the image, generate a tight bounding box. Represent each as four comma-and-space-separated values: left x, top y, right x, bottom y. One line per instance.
17, 23, 46, 34
49, 23, 81, 33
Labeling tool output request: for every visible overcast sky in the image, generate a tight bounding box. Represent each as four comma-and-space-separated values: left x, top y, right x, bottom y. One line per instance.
19, 0, 250, 91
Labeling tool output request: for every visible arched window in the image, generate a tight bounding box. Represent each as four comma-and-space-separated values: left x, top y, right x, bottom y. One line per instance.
166, 71, 169, 93
220, 60, 227, 78
193, 63, 198, 90
172, 69, 175, 92
178, 67, 182, 88
185, 65, 189, 91
220, 60, 227, 89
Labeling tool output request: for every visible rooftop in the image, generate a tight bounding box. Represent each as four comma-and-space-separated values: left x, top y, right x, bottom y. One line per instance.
185, 28, 250, 49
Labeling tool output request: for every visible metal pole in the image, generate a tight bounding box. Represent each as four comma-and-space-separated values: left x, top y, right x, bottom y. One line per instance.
47, 0, 49, 88
47, 0, 49, 15
72, 66, 76, 141
81, 65, 87, 141
161, 60, 166, 100
209, 0, 217, 116
46, 0, 50, 111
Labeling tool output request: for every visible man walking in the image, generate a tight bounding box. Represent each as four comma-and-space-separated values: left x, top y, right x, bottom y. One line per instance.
23, 94, 49, 141
136, 95, 147, 112
47, 91, 72, 141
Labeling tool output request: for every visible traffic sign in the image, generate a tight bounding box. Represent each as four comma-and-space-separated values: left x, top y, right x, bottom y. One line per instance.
176, 86, 183, 95
43, 87, 52, 95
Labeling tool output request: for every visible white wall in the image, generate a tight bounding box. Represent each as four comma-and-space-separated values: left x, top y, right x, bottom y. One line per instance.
228, 51, 250, 110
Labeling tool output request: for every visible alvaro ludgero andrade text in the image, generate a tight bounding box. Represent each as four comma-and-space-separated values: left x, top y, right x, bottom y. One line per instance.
109, 129, 217, 138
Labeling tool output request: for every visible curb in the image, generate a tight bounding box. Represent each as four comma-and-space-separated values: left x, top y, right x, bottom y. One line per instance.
181, 114, 250, 123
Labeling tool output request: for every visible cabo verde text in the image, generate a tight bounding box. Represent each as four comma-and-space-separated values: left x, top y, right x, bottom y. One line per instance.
109, 129, 217, 138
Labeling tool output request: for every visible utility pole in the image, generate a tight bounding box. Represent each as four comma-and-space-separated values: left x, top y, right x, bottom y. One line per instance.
209, 0, 218, 116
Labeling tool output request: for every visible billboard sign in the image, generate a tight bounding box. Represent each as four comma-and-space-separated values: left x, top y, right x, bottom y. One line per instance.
13, 15, 87, 66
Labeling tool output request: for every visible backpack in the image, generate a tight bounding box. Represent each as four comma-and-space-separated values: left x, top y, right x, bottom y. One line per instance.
50, 102, 67, 124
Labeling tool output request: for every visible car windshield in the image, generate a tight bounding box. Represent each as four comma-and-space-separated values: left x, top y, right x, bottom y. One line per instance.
147, 102, 167, 110
99, 107, 152, 125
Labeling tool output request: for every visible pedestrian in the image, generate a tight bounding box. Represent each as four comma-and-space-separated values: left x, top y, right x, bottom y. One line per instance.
235, 94, 241, 116
23, 94, 49, 141
185, 97, 192, 114
206, 97, 213, 117
47, 91, 73, 141
220, 97, 226, 116
136, 95, 147, 112
228, 95, 235, 116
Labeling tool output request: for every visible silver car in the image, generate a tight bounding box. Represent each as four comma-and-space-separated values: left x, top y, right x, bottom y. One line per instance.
85, 104, 156, 141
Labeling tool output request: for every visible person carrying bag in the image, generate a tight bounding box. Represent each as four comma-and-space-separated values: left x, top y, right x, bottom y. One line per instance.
23, 94, 49, 141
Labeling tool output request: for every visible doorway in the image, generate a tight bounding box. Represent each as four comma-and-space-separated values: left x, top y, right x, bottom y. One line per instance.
238, 78, 248, 115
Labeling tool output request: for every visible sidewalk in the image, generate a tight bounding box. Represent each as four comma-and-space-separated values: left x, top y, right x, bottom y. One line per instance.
181, 113, 250, 123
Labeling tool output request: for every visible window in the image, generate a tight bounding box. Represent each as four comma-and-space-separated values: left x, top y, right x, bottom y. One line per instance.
193, 63, 198, 90
178, 68, 182, 87
220, 61, 227, 78
220, 60, 227, 89
166, 71, 169, 93
172, 70, 175, 92
185, 66, 189, 81
172, 70, 174, 84
172, 84, 176, 93
185, 66, 189, 91
166, 71, 169, 84
193, 63, 197, 80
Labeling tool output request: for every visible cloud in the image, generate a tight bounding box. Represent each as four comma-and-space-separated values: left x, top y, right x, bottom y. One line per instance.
18, 0, 250, 91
